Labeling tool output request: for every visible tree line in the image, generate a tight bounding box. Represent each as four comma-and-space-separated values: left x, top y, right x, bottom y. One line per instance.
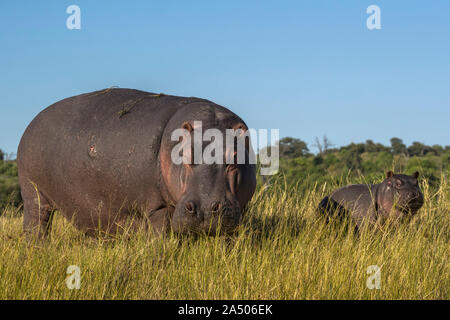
260, 136, 449, 190
0, 149, 20, 209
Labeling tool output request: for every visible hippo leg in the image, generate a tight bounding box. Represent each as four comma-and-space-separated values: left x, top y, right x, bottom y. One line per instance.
21, 180, 54, 239
318, 196, 347, 223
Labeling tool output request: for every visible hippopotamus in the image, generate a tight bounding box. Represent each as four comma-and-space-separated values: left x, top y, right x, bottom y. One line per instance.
318, 171, 424, 229
17, 88, 256, 237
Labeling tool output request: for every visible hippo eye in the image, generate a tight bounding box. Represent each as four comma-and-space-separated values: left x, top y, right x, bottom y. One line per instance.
185, 202, 195, 214
395, 180, 403, 188
211, 202, 221, 212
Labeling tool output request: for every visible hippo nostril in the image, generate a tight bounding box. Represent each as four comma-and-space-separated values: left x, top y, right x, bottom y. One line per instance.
185, 201, 196, 214
211, 202, 222, 213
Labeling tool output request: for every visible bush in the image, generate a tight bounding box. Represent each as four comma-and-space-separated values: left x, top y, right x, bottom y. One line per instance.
0, 159, 21, 210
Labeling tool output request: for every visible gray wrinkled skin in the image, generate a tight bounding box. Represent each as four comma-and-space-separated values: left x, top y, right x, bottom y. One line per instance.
17, 88, 256, 238
318, 171, 424, 229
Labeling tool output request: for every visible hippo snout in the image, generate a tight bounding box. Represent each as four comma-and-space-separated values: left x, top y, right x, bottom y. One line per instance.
399, 190, 424, 212
172, 198, 241, 234
192, 200, 240, 224
213, 203, 242, 229
407, 191, 420, 200
409, 193, 424, 207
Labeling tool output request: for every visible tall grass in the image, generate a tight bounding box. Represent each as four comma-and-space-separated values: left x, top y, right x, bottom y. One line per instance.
0, 174, 448, 299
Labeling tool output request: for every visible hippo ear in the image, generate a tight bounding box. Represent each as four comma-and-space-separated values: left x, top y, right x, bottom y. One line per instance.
232, 122, 248, 132
386, 171, 394, 178
182, 122, 193, 132
412, 171, 419, 179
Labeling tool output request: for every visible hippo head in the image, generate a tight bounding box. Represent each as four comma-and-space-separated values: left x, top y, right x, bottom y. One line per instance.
379, 171, 424, 218
160, 108, 256, 235
171, 162, 245, 235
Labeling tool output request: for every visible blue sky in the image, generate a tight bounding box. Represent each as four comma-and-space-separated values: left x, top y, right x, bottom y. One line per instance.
1, 0, 449, 155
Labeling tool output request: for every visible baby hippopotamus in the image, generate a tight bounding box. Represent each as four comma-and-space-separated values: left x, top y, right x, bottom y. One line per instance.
318, 171, 424, 229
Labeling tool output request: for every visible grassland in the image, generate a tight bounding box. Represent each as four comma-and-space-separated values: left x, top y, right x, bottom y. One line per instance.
0, 174, 448, 299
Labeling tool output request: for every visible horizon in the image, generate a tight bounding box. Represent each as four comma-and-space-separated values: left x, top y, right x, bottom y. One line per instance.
1, 1, 449, 154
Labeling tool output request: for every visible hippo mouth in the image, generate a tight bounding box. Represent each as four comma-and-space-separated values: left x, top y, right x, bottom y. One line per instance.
408, 202, 423, 211
201, 212, 241, 235
218, 216, 241, 233
172, 209, 241, 236
171, 196, 242, 235
188, 220, 239, 236
399, 199, 424, 213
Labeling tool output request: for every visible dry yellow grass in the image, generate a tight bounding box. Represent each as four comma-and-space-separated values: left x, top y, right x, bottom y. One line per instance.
0, 174, 448, 299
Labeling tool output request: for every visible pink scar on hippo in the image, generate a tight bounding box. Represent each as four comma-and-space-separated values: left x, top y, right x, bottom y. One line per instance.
17, 88, 256, 238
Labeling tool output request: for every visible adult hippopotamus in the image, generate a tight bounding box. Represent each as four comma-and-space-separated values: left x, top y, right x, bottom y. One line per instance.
318, 171, 424, 229
17, 88, 256, 237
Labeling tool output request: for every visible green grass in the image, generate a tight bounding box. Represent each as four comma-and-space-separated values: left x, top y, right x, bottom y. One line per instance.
0, 175, 448, 299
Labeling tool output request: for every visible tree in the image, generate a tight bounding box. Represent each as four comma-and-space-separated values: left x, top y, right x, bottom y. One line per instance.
408, 141, 431, 157
341, 144, 363, 170
278, 137, 310, 159
365, 140, 375, 152
313, 135, 334, 155
340, 143, 365, 154
430, 145, 444, 156
0, 155, 21, 209
390, 137, 407, 156
365, 140, 389, 153
313, 137, 323, 155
